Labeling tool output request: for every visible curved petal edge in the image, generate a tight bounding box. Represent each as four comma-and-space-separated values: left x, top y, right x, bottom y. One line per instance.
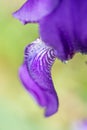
19, 39, 59, 117
13, 0, 59, 24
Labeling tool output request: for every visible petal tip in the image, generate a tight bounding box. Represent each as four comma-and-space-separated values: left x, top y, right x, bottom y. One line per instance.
44, 92, 59, 117
12, 12, 27, 25
44, 107, 58, 117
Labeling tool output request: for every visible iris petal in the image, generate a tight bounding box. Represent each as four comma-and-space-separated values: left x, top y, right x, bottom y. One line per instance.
19, 39, 59, 117
39, 0, 87, 61
13, 0, 59, 24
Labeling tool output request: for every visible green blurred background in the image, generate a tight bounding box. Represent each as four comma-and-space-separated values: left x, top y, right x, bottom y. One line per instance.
0, 1, 87, 130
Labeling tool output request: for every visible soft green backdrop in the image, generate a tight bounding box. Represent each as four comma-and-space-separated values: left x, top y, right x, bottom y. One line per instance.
0, 1, 87, 130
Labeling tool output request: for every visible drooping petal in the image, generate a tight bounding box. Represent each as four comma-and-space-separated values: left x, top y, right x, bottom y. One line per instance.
19, 63, 47, 107
13, 0, 59, 24
39, 0, 87, 61
19, 39, 59, 117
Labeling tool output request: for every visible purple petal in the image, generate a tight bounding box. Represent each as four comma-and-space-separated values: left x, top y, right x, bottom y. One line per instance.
13, 0, 59, 24
39, 0, 87, 61
19, 39, 59, 117
19, 63, 46, 107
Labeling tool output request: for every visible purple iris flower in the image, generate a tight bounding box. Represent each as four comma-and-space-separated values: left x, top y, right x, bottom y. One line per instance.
13, 0, 87, 116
